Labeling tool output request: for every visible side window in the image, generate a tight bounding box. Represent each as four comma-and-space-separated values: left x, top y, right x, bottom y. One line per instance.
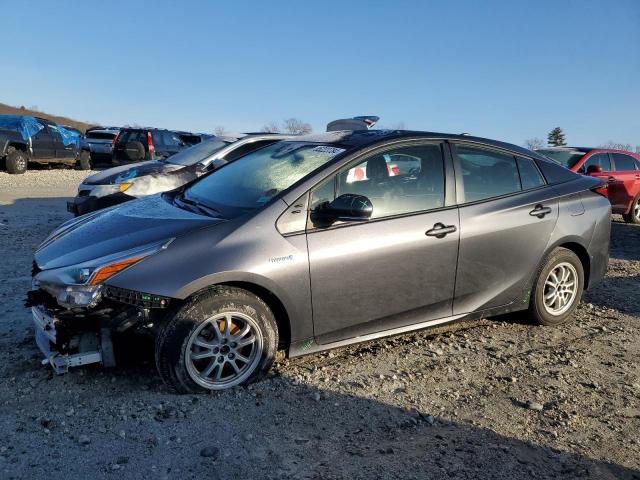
456, 145, 521, 202
611, 153, 639, 171
579, 153, 611, 173
311, 143, 445, 219
34, 125, 53, 138
516, 157, 545, 190
162, 131, 183, 147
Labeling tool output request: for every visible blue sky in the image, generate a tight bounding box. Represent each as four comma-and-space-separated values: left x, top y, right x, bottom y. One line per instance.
0, 0, 638, 147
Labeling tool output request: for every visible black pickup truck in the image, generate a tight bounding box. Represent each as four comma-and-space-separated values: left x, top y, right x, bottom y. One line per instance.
0, 115, 91, 174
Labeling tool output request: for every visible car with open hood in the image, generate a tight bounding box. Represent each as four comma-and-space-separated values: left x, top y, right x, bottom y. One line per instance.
29, 129, 610, 393
68, 133, 290, 215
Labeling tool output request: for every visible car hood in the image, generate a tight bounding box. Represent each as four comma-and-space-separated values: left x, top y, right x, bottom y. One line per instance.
82, 161, 184, 185
35, 195, 223, 270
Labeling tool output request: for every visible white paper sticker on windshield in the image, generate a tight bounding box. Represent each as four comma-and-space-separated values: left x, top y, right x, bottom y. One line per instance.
312, 146, 345, 156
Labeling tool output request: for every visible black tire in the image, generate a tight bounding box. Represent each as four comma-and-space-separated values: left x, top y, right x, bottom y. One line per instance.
622, 194, 640, 225
125, 141, 145, 162
155, 286, 278, 394
78, 150, 92, 170
528, 247, 584, 326
5, 147, 28, 174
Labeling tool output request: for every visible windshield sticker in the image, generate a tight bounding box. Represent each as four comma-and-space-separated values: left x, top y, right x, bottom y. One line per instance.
311, 146, 345, 156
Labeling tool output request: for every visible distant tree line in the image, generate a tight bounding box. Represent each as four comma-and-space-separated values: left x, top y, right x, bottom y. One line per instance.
525, 127, 639, 153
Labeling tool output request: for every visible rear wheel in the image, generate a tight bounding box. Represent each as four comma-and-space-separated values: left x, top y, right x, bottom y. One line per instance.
622, 194, 640, 224
155, 286, 278, 393
78, 150, 92, 170
5, 147, 28, 174
528, 248, 584, 326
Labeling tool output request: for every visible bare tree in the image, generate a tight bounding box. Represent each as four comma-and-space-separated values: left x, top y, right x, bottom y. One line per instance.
261, 118, 312, 135
282, 118, 312, 135
524, 138, 545, 150
599, 141, 632, 151
260, 121, 281, 133
213, 126, 227, 136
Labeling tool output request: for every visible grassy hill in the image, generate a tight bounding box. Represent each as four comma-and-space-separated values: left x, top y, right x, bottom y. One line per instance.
0, 102, 95, 133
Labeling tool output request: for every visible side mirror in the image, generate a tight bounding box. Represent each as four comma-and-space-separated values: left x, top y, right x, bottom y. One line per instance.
586, 164, 603, 175
313, 194, 373, 225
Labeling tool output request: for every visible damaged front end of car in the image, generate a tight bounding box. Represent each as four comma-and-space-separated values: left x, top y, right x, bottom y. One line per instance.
27, 239, 174, 374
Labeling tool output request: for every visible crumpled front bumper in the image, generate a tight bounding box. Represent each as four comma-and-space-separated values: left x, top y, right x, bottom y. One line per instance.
32, 306, 102, 374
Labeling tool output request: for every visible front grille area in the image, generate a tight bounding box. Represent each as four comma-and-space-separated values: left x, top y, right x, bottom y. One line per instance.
104, 286, 170, 309
25, 288, 57, 310
78, 190, 92, 197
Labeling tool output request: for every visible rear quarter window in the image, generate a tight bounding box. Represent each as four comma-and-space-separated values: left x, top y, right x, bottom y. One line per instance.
534, 157, 579, 184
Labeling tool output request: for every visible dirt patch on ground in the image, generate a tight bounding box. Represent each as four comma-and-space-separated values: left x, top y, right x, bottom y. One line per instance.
0, 175, 638, 479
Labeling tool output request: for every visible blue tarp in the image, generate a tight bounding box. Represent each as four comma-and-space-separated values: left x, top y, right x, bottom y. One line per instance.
0, 115, 44, 140
54, 124, 81, 148
0, 115, 80, 148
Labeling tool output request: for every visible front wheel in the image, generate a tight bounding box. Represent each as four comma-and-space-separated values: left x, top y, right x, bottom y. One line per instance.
155, 286, 278, 393
622, 194, 640, 224
5, 147, 28, 174
528, 247, 584, 326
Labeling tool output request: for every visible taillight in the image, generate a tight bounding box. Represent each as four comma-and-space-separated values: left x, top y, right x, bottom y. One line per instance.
112, 132, 120, 148
592, 185, 609, 197
147, 132, 155, 157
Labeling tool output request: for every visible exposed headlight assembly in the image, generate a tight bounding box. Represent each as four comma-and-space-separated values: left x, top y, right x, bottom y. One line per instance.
35, 239, 173, 309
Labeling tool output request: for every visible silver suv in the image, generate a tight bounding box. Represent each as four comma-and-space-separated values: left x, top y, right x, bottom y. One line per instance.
30, 130, 610, 393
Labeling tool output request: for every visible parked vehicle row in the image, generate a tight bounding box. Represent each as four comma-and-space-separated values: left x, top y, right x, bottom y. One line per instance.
0, 115, 211, 173
28, 119, 612, 394
537, 147, 640, 224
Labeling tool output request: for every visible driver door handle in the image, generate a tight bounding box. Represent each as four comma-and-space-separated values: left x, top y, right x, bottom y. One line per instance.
425, 223, 457, 238
529, 204, 552, 218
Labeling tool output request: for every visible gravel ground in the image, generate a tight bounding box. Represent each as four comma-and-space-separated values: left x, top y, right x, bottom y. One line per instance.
0, 170, 639, 479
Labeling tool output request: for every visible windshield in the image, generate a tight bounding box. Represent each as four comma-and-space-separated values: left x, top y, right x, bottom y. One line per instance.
166, 138, 232, 166
537, 149, 585, 169
184, 142, 346, 217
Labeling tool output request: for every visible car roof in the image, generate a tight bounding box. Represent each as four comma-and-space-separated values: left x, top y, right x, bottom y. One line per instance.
287, 129, 547, 160
85, 129, 119, 135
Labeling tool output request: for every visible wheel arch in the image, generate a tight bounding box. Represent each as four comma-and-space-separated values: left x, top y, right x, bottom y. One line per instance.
7, 141, 28, 153
181, 281, 292, 351
544, 240, 591, 288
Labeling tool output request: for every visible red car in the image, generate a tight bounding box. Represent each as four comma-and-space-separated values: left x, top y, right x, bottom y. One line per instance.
537, 147, 640, 224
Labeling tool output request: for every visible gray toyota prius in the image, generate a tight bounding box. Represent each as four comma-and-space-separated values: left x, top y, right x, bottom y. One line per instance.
29, 129, 611, 393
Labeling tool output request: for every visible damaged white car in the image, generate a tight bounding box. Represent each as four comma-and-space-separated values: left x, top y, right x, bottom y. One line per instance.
68, 133, 291, 216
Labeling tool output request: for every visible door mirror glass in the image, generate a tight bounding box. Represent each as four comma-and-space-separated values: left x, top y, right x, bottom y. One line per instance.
314, 194, 373, 224
586, 164, 603, 175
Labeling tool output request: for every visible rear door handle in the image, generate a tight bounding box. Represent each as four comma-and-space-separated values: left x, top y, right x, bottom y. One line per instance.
425, 223, 457, 238
529, 205, 552, 218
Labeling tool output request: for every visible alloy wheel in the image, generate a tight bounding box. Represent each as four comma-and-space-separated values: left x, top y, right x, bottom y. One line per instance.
634, 197, 640, 221
543, 262, 578, 316
185, 312, 263, 389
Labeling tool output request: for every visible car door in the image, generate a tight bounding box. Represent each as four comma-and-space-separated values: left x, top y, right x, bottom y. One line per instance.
609, 153, 640, 212
49, 124, 76, 160
306, 141, 459, 344
451, 143, 559, 315
31, 125, 55, 160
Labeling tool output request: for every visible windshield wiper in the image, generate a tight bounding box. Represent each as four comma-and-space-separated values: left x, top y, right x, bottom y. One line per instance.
174, 192, 222, 218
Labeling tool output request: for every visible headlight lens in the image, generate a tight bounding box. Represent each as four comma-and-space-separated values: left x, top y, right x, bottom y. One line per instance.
34, 238, 173, 308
